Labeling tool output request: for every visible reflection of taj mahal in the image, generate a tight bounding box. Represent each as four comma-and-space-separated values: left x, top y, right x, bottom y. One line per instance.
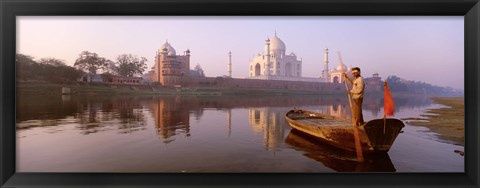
248, 108, 288, 151
315, 104, 352, 120
246, 105, 352, 151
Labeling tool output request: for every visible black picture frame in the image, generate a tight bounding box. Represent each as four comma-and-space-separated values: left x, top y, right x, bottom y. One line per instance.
1, 0, 478, 187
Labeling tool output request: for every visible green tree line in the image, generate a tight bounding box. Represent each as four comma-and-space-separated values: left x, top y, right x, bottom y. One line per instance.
386, 75, 462, 97
74, 51, 147, 77
16, 51, 148, 84
16, 54, 84, 83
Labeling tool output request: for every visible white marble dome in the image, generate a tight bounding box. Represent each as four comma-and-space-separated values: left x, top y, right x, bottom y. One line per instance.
265, 34, 286, 55
270, 35, 286, 52
159, 41, 176, 56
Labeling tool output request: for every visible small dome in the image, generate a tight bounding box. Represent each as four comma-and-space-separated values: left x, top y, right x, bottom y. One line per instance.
336, 64, 347, 71
159, 41, 176, 56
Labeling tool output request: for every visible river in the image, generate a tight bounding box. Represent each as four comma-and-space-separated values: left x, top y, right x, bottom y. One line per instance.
16, 94, 464, 172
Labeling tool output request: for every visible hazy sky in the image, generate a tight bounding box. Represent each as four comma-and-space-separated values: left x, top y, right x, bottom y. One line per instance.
17, 16, 464, 89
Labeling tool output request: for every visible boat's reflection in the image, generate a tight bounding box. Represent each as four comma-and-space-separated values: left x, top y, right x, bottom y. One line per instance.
285, 130, 396, 172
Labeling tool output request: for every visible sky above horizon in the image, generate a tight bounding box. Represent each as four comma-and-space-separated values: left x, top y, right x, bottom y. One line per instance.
17, 16, 464, 89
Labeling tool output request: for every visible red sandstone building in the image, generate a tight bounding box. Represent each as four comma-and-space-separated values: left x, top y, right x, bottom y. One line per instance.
109, 75, 142, 85
152, 41, 190, 87
79, 73, 142, 85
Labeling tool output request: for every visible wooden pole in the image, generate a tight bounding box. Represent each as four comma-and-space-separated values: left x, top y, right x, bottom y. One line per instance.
384, 114, 387, 134
344, 76, 364, 162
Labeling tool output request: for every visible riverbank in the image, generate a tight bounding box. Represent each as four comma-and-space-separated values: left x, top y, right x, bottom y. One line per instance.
17, 82, 161, 95
16, 82, 346, 96
402, 97, 464, 146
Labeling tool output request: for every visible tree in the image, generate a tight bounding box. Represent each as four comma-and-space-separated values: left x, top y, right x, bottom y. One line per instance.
16, 54, 84, 83
74, 51, 110, 74
56, 65, 85, 83
112, 54, 147, 77
16, 54, 36, 65
39, 57, 66, 67
102, 60, 117, 74
386, 75, 407, 92
16, 54, 38, 81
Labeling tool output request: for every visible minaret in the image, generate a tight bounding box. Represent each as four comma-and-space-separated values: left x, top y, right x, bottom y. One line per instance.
159, 47, 168, 83
154, 51, 159, 82
186, 49, 191, 77
265, 38, 271, 77
322, 48, 329, 80
228, 51, 232, 78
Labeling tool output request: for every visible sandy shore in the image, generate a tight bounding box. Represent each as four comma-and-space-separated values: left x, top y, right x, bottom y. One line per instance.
402, 97, 464, 146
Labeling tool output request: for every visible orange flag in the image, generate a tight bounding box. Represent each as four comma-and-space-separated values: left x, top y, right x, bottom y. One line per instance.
384, 81, 395, 116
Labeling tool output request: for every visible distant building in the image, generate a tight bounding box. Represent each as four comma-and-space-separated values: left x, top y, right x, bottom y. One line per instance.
147, 36, 381, 93
248, 33, 359, 83
78, 73, 103, 83
143, 69, 155, 84
79, 73, 142, 85
152, 41, 191, 87
364, 72, 383, 91
189, 69, 205, 78
249, 32, 304, 80
109, 75, 142, 85
329, 63, 353, 84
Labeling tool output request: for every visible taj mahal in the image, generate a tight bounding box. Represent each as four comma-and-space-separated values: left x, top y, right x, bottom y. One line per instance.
248, 33, 303, 79
247, 32, 352, 83
147, 32, 381, 91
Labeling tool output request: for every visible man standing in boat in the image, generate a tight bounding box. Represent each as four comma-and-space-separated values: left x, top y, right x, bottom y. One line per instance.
343, 67, 365, 126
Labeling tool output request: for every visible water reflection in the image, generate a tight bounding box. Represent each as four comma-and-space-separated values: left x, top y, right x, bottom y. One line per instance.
227, 109, 232, 137
16, 94, 450, 172
315, 104, 352, 120
17, 94, 433, 140
248, 107, 290, 151
147, 96, 191, 143
17, 96, 147, 134
285, 130, 396, 172
75, 97, 147, 134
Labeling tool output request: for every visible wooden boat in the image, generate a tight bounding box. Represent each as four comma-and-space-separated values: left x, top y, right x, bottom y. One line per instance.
285, 130, 396, 172
285, 109, 405, 154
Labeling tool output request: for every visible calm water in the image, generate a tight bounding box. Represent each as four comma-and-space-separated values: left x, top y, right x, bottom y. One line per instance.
16, 94, 464, 172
